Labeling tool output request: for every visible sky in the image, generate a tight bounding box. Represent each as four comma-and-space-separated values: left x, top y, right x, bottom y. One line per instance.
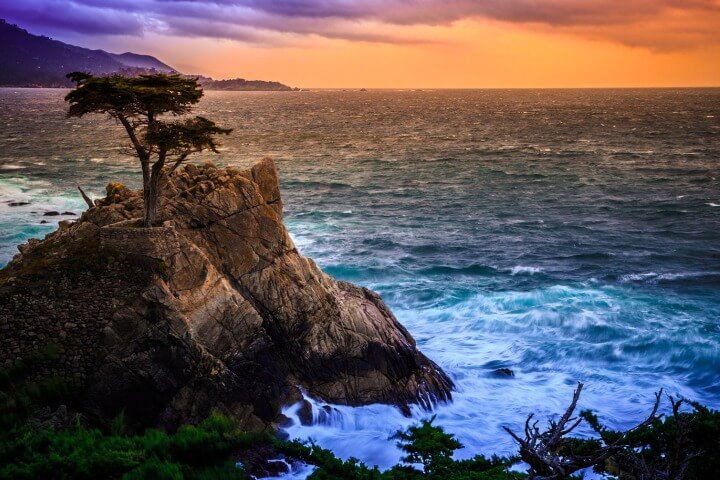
2, 0, 720, 88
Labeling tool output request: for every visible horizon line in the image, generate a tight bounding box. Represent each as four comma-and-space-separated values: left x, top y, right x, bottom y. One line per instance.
2, 85, 720, 91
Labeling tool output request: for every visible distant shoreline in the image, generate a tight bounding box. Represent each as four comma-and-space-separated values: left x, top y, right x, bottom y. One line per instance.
1, 85, 718, 91
0, 85, 306, 91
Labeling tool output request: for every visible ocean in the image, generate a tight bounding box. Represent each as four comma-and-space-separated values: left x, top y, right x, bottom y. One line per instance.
1, 88, 719, 471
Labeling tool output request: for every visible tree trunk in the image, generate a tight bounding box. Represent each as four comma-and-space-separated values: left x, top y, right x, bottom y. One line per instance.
143, 170, 164, 227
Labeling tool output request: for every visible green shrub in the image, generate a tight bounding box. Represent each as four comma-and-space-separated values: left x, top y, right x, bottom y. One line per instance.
274, 418, 521, 480
121, 457, 183, 480
582, 398, 720, 480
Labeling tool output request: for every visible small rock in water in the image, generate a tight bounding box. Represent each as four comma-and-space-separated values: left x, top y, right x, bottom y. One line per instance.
43, 211, 60, 216
297, 400, 313, 425
40, 220, 48, 224
8, 201, 30, 207
61, 211, 77, 216
492, 368, 515, 378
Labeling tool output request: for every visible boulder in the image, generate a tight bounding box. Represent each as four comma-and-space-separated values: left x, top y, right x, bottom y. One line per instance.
0, 158, 452, 431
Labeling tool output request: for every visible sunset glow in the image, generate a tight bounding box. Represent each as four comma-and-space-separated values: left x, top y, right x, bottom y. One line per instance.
2, 1, 720, 88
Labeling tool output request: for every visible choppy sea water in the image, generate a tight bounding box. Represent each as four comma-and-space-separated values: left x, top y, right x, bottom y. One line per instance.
1, 88, 719, 472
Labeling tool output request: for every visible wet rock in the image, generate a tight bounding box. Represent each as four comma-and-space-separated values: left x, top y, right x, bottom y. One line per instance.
492, 368, 515, 378
296, 400, 313, 426
43, 211, 60, 216
61, 211, 77, 216
275, 415, 293, 431
8, 201, 30, 207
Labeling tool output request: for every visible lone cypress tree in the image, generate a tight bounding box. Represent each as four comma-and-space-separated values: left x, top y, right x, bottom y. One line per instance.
65, 72, 231, 226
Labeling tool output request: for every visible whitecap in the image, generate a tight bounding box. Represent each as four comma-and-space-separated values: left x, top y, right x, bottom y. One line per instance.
706, 203, 720, 207
0, 164, 26, 170
510, 265, 542, 275
621, 271, 705, 283
621, 272, 659, 282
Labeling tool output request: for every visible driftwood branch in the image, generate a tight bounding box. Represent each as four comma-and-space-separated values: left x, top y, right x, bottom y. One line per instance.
77, 186, 94, 209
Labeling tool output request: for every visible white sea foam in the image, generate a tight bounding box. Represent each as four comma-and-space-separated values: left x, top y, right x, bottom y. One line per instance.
620, 271, 704, 283
510, 265, 542, 275
707, 202, 720, 207
277, 283, 714, 478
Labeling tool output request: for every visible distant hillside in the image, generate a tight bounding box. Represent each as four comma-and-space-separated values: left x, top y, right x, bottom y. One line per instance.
201, 77, 297, 91
112, 52, 174, 72
0, 19, 175, 87
0, 19, 296, 91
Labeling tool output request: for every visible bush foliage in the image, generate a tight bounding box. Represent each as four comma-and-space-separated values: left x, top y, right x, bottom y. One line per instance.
0, 412, 267, 480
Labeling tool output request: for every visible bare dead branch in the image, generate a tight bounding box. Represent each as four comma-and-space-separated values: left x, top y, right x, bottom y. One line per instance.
546, 383, 584, 447
504, 383, 667, 480
77, 186, 93, 209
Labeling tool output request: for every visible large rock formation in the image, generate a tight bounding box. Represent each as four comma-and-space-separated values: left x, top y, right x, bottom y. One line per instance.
0, 159, 452, 430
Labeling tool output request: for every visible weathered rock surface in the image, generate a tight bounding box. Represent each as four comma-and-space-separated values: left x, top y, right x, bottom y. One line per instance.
0, 159, 452, 430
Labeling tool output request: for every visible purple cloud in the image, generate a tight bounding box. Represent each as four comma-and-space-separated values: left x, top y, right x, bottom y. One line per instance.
0, 0, 144, 36
1, 0, 719, 48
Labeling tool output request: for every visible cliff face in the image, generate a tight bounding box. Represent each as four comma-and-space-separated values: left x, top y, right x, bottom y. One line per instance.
0, 159, 452, 430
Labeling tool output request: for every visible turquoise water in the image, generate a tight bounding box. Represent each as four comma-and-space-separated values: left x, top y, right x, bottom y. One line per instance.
1, 88, 719, 469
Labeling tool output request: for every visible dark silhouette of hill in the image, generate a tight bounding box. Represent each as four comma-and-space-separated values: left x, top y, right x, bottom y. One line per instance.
112, 52, 175, 72
0, 19, 175, 87
0, 19, 297, 90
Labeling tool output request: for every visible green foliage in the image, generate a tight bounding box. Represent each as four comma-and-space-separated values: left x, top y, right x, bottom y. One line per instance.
392, 415, 462, 472
0, 347, 258, 480
275, 418, 521, 480
120, 457, 183, 480
64, 72, 230, 164
580, 399, 720, 480
145, 116, 231, 157
0, 412, 261, 480
0, 344, 70, 430
65, 73, 203, 120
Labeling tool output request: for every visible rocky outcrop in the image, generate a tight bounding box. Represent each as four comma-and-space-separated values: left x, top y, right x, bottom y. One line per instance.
0, 159, 452, 430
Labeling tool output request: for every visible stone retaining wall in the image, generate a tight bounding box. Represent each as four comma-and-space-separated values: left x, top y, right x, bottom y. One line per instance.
99, 222, 180, 261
